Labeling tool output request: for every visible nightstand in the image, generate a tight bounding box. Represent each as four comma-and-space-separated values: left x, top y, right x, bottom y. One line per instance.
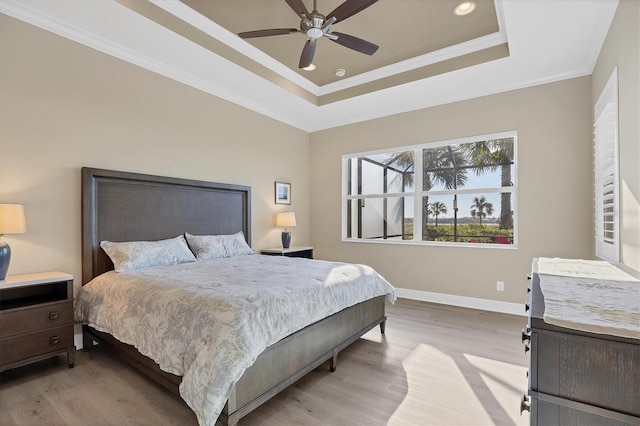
0, 271, 76, 372
261, 246, 314, 259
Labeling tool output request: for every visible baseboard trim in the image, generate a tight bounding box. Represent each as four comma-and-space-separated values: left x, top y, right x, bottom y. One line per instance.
395, 287, 526, 316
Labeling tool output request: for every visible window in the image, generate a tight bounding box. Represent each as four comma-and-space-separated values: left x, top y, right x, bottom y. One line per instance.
594, 68, 619, 262
343, 131, 517, 246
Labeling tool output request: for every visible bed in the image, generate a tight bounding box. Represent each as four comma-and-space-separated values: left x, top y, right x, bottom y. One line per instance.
77, 167, 395, 426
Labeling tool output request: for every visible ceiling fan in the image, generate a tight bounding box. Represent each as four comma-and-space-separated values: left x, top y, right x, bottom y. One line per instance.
238, 0, 379, 69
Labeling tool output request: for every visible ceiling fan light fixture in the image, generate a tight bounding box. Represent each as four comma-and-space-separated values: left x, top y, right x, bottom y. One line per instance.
454, 1, 476, 16
303, 64, 316, 71
306, 27, 324, 39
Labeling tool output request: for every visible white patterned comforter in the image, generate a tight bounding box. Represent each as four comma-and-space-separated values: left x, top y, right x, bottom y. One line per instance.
75, 254, 396, 425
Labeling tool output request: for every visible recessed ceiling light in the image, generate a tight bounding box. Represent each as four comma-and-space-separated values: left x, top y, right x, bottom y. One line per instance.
454, 1, 476, 16
334, 68, 346, 77
302, 64, 316, 71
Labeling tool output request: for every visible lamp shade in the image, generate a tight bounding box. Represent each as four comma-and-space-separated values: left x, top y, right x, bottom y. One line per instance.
276, 212, 296, 228
0, 204, 27, 235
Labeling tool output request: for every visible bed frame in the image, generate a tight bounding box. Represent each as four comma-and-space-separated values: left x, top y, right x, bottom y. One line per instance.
80, 167, 387, 426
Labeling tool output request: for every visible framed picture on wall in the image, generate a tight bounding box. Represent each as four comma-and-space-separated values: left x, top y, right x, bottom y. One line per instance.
275, 181, 291, 205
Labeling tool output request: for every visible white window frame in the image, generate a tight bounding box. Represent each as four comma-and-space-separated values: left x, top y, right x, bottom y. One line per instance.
594, 67, 619, 262
342, 130, 518, 248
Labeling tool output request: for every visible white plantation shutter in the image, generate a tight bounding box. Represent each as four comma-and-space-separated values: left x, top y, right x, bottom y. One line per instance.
593, 68, 619, 262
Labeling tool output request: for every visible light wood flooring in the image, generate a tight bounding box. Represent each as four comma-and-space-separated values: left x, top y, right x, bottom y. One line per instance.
0, 299, 530, 425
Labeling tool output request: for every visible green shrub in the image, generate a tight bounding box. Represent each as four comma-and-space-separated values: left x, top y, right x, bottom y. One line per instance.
423, 223, 513, 243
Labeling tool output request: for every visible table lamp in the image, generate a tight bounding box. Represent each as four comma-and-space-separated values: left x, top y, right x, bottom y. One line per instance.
276, 212, 296, 249
0, 204, 27, 280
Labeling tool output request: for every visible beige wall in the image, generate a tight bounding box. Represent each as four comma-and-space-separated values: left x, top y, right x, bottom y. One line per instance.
310, 77, 594, 304
591, 0, 640, 273
0, 15, 311, 292
2, 2, 636, 311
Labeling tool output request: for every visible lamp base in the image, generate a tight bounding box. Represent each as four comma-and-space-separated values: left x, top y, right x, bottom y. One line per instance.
0, 240, 11, 281
281, 231, 291, 249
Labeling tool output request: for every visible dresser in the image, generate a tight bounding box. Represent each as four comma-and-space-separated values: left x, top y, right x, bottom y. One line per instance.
522, 259, 639, 425
0, 271, 76, 371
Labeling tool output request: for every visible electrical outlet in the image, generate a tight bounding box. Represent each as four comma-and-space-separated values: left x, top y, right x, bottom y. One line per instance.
497, 281, 505, 291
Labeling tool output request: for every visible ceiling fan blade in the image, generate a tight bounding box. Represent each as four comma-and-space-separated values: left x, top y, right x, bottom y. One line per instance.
238, 28, 299, 39
285, 0, 310, 18
299, 39, 317, 68
330, 32, 379, 55
326, 0, 379, 23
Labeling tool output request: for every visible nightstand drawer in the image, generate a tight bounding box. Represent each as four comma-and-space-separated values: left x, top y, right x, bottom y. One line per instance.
0, 301, 73, 339
0, 325, 74, 366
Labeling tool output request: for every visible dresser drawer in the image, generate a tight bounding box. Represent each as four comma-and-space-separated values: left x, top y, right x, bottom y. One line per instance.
532, 329, 640, 415
0, 325, 74, 366
531, 394, 638, 425
0, 301, 73, 339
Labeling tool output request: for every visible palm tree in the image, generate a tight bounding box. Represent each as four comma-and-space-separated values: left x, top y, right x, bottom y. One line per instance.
384, 151, 414, 187
428, 202, 447, 226
471, 196, 494, 225
423, 146, 469, 240
421, 146, 470, 190
464, 139, 514, 229
386, 147, 469, 191
386, 147, 469, 240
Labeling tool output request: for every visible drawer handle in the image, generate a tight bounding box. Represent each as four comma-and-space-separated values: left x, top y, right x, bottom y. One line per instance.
50, 336, 60, 345
522, 327, 531, 354
49, 311, 60, 320
520, 394, 530, 414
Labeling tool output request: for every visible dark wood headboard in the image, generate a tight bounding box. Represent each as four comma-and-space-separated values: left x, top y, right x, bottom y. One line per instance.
81, 167, 251, 285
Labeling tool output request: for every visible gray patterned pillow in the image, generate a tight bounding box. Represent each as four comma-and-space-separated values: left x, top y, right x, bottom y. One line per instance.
185, 231, 254, 260
224, 231, 255, 257
101, 235, 196, 272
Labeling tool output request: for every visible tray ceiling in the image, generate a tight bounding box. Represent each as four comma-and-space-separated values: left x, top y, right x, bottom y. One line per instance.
181, 0, 504, 86
0, 0, 619, 131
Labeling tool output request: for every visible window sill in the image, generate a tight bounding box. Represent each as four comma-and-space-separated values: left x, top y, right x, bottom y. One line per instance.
341, 238, 517, 249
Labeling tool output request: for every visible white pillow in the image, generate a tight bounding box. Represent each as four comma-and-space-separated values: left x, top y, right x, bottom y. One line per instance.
223, 231, 255, 257
184, 233, 226, 260
101, 235, 196, 272
185, 231, 254, 260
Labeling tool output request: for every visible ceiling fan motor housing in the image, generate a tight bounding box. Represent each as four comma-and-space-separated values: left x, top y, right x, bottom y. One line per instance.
302, 13, 326, 39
